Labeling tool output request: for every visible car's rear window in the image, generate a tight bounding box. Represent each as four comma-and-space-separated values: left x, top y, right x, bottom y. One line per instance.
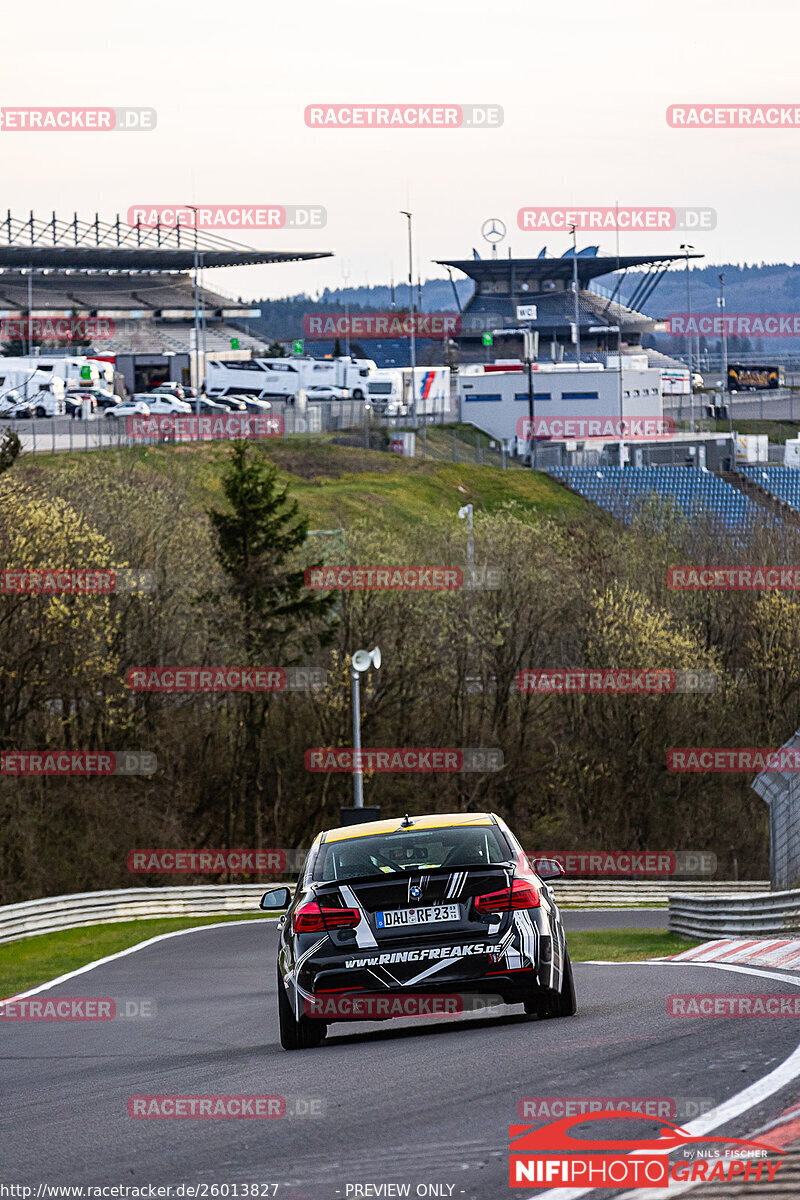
313, 825, 511, 882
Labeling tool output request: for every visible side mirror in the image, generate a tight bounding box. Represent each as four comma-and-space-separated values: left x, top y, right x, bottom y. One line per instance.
260, 886, 291, 911
532, 857, 565, 881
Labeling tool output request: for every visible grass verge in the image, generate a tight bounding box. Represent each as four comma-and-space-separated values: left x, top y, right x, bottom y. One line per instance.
568, 929, 702, 962
0, 914, 268, 998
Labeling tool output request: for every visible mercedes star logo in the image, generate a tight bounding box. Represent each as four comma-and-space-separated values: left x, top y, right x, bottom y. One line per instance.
481, 217, 507, 244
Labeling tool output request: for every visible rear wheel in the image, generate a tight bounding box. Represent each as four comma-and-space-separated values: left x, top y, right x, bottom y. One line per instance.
277, 966, 326, 1050
524, 952, 577, 1019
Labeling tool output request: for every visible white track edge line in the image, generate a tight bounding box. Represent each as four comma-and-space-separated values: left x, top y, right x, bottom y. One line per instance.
0, 917, 273, 1005
528, 958, 800, 1200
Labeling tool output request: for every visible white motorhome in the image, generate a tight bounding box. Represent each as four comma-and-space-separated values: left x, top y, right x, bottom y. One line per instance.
206, 356, 376, 401
0, 355, 113, 394
206, 358, 302, 400
0, 365, 66, 416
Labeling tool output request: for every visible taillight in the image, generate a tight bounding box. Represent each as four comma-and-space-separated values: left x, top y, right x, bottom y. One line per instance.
292, 901, 361, 934
473, 879, 540, 913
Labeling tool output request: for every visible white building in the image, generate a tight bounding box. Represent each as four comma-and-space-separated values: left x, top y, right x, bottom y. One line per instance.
458, 358, 664, 451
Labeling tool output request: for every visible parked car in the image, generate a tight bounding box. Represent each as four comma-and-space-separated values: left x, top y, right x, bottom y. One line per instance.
150, 381, 186, 400
214, 395, 248, 412
194, 397, 230, 415
141, 394, 192, 415
106, 399, 151, 418
237, 396, 272, 413
305, 385, 350, 401
65, 391, 98, 418
0, 391, 34, 420
86, 389, 121, 410
9, 402, 35, 420
0, 389, 23, 417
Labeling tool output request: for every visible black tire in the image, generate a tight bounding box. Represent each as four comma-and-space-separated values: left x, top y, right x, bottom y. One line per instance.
277, 966, 326, 1050
524, 951, 577, 1019
353, 388, 364, 400
35, 407, 46, 419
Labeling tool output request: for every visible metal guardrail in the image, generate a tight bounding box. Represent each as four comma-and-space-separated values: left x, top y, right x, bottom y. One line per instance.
668, 887, 800, 938
554, 880, 767, 907
0, 880, 770, 945
0, 884, 283, 946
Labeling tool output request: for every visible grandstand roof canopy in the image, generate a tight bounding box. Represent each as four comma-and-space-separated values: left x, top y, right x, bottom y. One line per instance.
436, 252, 702, 287
0, 212, 332, 272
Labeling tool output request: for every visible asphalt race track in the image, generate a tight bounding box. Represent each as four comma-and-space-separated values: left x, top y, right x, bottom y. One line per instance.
3, 919, 800, 1199
563, 908, 668, 931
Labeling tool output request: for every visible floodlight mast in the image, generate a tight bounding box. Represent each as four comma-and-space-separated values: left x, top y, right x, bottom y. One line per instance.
458, 504, 474, 574
351, 647, 381, 807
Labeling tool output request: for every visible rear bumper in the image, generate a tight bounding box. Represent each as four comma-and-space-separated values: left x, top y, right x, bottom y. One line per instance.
302, 972, 549, 1022
288, 931, 560, 1019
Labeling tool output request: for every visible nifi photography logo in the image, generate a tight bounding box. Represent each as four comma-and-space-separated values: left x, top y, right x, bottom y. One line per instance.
508, 1110, 782, 1188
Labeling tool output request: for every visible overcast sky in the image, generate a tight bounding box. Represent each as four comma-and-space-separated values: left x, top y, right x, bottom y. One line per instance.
2, 0, 798, 301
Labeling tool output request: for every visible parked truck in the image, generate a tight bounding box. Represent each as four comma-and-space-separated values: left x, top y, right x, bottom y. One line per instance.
728, 364, 785, 391
367, 367, 451, 416
206, 355, 376, 401
0, 365, 66, 416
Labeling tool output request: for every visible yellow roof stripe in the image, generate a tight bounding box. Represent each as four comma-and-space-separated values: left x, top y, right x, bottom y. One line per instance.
322, 812, 495, 843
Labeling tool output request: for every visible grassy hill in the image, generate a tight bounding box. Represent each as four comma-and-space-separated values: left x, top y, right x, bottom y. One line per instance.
19, 434, 588, 531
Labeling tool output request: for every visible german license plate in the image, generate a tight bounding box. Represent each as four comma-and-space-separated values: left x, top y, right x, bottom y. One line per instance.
375, 904, 460, 929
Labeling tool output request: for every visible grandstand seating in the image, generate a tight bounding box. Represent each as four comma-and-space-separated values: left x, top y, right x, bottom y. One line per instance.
739, 465, 800, 512
0, 272, 245, 314
91, 321, 268, 356
546, 465, 772, 532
